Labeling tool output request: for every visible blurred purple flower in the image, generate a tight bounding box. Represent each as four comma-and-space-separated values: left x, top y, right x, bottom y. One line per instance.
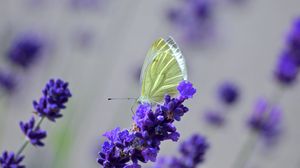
204, 110, 225, 126
169, 0, 212, 24
154, 134, 209, 168
274, 53, 298, 85
274, 17, 300, 86
179, 134, 209, 166
20, 116, 47, 146
287, 18, 300, 58
284, 18, 300, 73
7, 32, 44, 69
0, 70, 17, 93
248, 98, 282, 140
168, 0, 214, 43
0, 151, 25, 168
98, 81, 196, 167
218, 81, 239, 105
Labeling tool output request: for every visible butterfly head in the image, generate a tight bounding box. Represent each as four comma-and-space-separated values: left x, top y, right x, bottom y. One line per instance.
137, 96, 149, 104
138, 96, 163, 107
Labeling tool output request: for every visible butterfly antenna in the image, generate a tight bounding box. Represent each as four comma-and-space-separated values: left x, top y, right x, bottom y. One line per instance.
107, 97, 137, 101
107, 97, 138, 115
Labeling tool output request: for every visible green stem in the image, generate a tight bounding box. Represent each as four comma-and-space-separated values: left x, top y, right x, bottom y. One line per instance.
0, 95, 7, 145
16, 117, 45, 157
16, 141, 29, 157
269, 85, 285, 106
232, 132, 258, 168
35, 117, 45, 130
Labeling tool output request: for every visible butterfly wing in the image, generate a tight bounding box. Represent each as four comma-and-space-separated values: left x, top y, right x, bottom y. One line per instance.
140, 38, 171, 83
140, 37, 187, 103
166, 37, 187, 80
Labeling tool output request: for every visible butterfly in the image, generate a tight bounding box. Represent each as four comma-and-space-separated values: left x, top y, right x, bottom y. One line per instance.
138, 37, 188, 105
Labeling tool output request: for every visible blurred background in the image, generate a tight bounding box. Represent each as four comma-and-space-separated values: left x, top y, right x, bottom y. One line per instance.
0, 0, 300, 167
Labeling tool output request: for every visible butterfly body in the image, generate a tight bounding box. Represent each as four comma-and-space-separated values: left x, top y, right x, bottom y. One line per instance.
138, 37, 187, 105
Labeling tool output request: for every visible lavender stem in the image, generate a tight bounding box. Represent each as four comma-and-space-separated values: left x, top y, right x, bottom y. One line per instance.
16, 141, 29, 157
16, 117, 45, 157
232, 131, 258, 168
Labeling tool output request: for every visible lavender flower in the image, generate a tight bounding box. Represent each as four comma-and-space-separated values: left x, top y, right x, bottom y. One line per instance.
248, 98, 282, 139
177, 81, 196, 99
231, 20, 297, 168
274, 18, 300, 85
0, 151, 25, 168
154, 134, 209, 168
20, 117, 47, 146
274, 53, 298, 85
178, 134, 209, 167
98, 128, 134, 167
204, 110, 224, 126
218, 82, 239, 105
203, 81, 239, 127
0, 78, 72, 168
7, 33, 44, 69
97, 81, 196, 167
169, 0, 211, 22
168, 0, 213, 43
33, 79, 72, 122
0, 70, 17, 93
287, 18, 300, 64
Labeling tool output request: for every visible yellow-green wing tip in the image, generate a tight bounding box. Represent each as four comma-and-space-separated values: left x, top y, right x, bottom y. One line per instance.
140, 37, 170, 83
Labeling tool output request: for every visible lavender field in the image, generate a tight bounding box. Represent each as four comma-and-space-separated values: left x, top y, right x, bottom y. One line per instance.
0, 0, 299, 168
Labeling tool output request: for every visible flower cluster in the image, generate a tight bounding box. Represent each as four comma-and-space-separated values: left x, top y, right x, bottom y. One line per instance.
287, 18, 300, 66
275, 52, 298, 85
218, 82, 239, 105
154, 134, 209, 168
204, 81, 240, 127
97, 81, 196, 167
33, 79, 72, 122
7, 33, 44, 69
274, 18, 300, 85
0, 78, 72, 168
168, 0, 213, 43
248, 98, 282, 139
0, 151, 25, 168
19, 117, 47, 146
0, 32, 46, 95
204, 109, 225, 126
0, 70, 17, 94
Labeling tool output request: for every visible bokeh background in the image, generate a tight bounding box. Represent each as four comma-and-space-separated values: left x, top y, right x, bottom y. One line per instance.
0, 0, 300, 167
